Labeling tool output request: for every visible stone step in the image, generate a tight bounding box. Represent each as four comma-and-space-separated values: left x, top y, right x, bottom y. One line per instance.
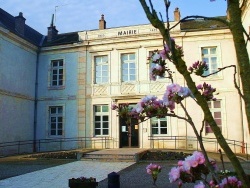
81, 153, 138, 162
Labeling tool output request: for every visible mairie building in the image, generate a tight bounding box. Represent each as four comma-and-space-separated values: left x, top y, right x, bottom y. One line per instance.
0, 2, 250, 156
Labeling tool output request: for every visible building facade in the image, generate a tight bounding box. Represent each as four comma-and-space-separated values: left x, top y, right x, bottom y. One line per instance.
0, 4, 249, 155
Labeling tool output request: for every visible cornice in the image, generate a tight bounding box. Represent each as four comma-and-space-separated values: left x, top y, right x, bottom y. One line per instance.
0, 27, 38, 53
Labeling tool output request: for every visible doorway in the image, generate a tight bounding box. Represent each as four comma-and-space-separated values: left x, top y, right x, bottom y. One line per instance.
119, 116, 139, 148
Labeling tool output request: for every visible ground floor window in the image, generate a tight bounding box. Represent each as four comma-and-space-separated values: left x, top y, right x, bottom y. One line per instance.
49, 106, 63, 136
94, 105, 109, 136
205, 100, 222, 134
151, 117, 168, 135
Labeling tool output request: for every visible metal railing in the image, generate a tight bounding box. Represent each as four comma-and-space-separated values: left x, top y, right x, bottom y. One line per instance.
0, 137, 114, 157
148, 136, 249, 160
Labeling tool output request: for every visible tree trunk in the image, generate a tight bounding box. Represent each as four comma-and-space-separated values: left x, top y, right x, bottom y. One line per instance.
228, 0, 250, 132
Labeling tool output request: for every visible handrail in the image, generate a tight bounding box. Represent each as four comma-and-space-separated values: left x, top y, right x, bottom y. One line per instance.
148, 135, 249, 159
0, 136, 113, 157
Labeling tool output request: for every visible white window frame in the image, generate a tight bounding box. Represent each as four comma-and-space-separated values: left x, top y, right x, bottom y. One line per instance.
199, 45, 223, 79
205, 100, 223, 134
49, 59, 65, 89
48, 105, 64, 137
94, 55, 109, 84
121, 53, 136, 82
151, 117, 169, 135
94, 105, 109, 136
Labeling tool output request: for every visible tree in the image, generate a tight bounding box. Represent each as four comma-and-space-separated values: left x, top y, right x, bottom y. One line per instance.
136, 0, 250, 186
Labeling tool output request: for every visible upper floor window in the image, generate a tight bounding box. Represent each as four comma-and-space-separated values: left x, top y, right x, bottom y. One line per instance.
49, 106, 63, 136
51, 59, 64, 87
202, 47, 218, 76
95, 55, 108, 84
205, 100, 222, 134
121, 53, 136, 82
151, 117, 168, 135
94, 105, 109, 136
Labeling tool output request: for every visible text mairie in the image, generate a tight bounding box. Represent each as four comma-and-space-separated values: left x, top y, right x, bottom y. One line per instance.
117, 30, 137, 36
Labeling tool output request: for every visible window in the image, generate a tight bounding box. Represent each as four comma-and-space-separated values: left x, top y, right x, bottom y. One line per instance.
95, 55, 108, 84
151, 117, 168, 135
149, 51, 165, 80
202, 47, 218, 76
94, 105, 109, 136
49, 106, 63, 136
205, 100, 222, 134
121, 53, 136, 82
50, 59, 64, 86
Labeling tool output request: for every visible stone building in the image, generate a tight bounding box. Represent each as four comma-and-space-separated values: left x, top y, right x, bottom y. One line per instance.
0, 3, 249, 155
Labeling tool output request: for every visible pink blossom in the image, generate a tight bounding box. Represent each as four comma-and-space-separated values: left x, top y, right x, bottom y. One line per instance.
146, 163, 161, 175
169, 167, 180, 183
152, 53, 161, 61
219, 176, 242, 187
194, 181, 205, 188
192, 151, 205, 164
111, 103, 118, 110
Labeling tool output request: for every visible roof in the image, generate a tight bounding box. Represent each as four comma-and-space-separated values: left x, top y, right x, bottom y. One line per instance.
0, 8, 44, 46
42, 32, 79, 47
180, 16, 229, 31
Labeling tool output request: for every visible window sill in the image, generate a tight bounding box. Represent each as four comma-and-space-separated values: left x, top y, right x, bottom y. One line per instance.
200, 75, 224, 81
48, 86, 65, 90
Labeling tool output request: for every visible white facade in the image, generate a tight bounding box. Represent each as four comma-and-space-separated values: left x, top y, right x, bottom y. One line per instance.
79, 22, 246, 152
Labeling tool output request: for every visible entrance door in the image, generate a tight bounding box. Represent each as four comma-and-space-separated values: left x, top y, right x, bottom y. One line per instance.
119, 117, 139, 148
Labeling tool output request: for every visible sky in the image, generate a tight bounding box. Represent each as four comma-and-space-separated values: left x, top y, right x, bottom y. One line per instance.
1, 0, 227, 35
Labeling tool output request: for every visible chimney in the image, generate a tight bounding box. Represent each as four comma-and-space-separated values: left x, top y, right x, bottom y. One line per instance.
174, 8, 180, 22
47, 14, 58, 42
15, 12, 26, 36
99, 14, 106, 30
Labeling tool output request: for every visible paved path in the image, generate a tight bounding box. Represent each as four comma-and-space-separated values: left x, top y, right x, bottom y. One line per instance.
0, 161, 134, 188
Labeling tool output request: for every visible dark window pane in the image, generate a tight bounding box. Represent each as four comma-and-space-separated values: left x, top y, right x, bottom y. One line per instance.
95, 122, 101, 128
95, 116, 101, 121
161, 128, 167, 134
58, 117, 62, 122
152, 128, 158, 134
59, 61, 63, 66
51, 130, 56, 135
51, 123, 56, 129
151, 122, 158, 127
103, 116, 109, 121
95, 129, 100, 135
103, 122, 109, 128
160, 121, 167, 127
103, 129, 109, 135
58, 123, 62, 129
58, 130, 63, 135
51, 117, 56, 122
52, 81, 57, 85
50, 108, 56, 113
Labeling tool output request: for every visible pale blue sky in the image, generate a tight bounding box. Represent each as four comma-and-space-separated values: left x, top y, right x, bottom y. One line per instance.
1, 0, 227, 35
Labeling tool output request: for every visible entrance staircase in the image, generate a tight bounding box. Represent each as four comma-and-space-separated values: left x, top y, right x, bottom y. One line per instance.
81, 148, 148, 162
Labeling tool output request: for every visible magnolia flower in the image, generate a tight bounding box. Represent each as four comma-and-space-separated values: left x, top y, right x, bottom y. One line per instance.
111, 103, 118, 110
152, 53, 161, 61
169, 167, 180, 183
194, 181, 205, 188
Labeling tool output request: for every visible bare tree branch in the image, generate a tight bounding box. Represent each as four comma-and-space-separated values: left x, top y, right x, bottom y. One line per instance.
201, 65, 245, 99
